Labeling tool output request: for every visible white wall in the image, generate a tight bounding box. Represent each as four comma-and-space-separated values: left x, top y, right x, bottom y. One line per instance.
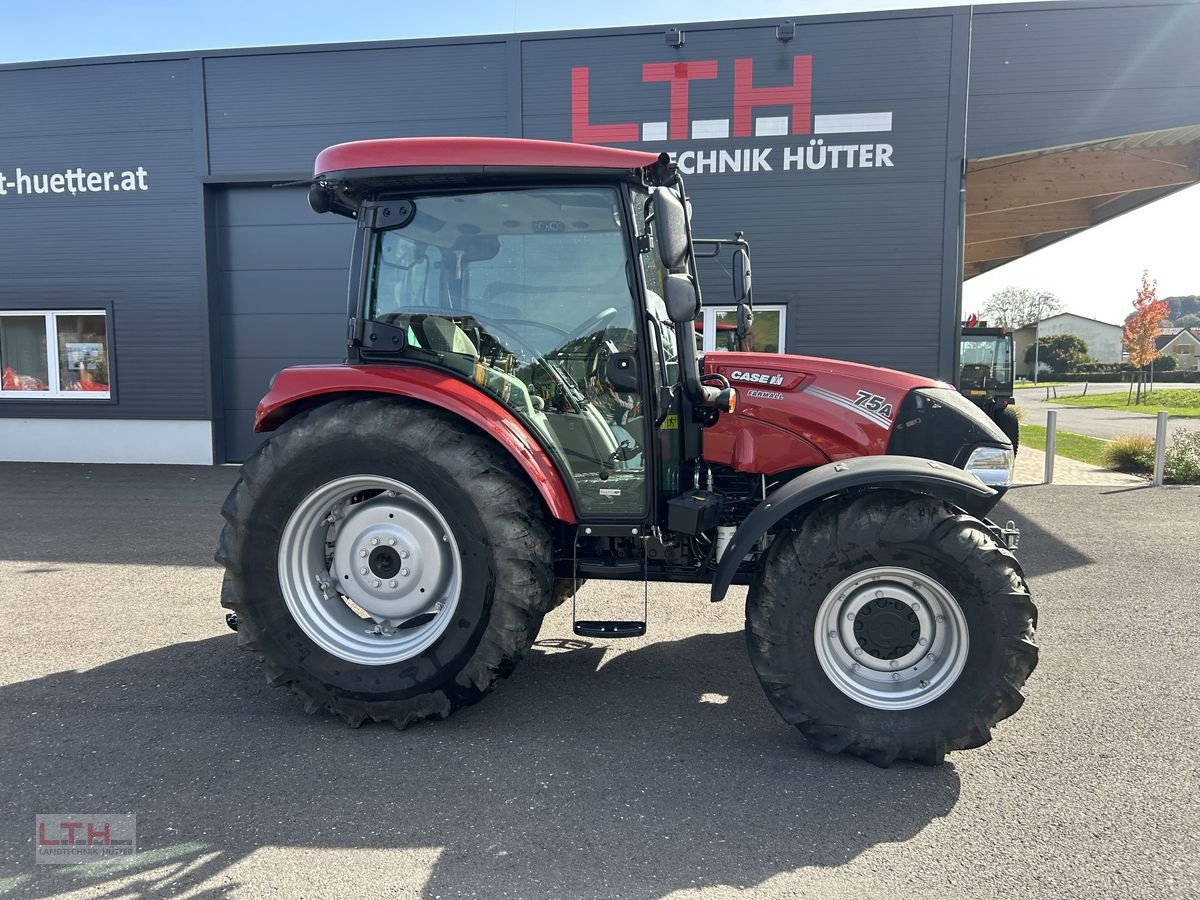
0, 419, 213, 465
1039, 316, 1123, 364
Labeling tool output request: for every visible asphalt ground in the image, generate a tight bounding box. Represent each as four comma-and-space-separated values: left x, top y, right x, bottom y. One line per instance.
1014, 382, 1200, 440
0, 463, 1197, 899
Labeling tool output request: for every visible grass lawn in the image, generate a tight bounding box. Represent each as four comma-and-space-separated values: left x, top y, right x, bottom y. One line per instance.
1051, 388, 1200, 418
1014, 381, 1068, 389
1020, 424, 1112, 467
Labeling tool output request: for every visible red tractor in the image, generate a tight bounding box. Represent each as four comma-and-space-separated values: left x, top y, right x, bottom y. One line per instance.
217, 137, 1036, 766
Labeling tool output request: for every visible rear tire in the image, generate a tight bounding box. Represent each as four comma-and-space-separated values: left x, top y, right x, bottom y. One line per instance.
216, 397, 553, 728
996, 405, 1021, 454
746, 490, 1038, 766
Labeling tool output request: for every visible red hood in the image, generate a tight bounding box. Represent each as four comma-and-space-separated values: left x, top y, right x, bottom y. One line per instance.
702, 352, 947, 474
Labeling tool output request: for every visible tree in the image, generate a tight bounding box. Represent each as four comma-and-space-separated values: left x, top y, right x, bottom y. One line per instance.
982, 286, 1063, 329
1176, 313, 1200, 329
1024, 334, 1091, 373
1122, 270, 1169, 403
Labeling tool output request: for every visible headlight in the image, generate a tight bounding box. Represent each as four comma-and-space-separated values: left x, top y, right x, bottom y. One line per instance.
964, 445, 1014, 487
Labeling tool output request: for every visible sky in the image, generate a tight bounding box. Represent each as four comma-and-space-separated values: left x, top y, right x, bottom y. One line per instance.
1, 0, 1195, 324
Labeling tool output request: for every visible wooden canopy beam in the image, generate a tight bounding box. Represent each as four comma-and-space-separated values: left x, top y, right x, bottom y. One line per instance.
964, 238, 1025, 264
966, 146, 1197, 215
966, 198, 1095, 243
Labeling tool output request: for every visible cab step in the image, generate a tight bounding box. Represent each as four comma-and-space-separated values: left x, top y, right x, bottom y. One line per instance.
573, 620, 647, 639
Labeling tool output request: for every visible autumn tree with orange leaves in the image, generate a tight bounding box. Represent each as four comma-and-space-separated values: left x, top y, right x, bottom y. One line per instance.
1122, 270, 1169, 403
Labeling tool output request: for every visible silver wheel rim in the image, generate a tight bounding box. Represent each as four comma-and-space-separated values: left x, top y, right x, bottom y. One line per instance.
277, 475, 462, 666
813, 566, 969, 710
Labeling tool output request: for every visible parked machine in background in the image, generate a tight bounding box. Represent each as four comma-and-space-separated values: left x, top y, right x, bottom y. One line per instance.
959, 323, 1020, 453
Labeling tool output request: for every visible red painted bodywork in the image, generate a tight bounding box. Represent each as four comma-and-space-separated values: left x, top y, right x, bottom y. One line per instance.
703, 352, 942, 474
255, 365, 577, 524
314, 137, 662, 180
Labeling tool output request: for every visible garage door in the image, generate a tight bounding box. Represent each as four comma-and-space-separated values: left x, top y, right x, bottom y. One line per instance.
213, 186, 354, 461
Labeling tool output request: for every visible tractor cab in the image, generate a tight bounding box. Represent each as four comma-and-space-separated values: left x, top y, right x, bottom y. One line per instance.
958, 324, 1020, 451
305, 138, 737, 524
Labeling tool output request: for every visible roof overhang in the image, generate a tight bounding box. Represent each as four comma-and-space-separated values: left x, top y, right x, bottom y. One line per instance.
963, 126, 1200, 279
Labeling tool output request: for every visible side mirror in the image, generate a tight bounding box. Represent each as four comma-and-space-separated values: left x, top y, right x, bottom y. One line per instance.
604, 352, 640, 394
652, 188, 690, 270
733, 247, 751, 303
663, 273, 699, 324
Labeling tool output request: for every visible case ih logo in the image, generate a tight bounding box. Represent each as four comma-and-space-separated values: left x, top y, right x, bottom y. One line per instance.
571, 56, 895, 176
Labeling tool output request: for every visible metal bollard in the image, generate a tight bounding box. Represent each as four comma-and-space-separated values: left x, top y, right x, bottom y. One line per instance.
1044, 411, 1057, 484
1153, 410, 1168, 486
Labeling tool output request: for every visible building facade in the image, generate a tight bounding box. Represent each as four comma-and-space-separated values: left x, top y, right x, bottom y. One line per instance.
1, 0, 1199, 463
1013, 312, 1125, 377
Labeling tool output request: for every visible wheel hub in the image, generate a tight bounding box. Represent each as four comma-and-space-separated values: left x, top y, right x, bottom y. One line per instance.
277, 475, 462, 666
854, 597, 920, 660
813, 567, 969, 711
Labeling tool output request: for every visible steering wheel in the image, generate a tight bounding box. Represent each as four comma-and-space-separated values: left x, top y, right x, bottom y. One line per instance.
464, 312, 590, 412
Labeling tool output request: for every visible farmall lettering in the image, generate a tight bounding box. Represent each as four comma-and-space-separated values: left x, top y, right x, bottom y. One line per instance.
571, 57, 895, 176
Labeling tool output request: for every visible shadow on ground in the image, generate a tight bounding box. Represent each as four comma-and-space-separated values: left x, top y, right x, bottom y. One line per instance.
992, 493, 1093, 577
0, 630, 960, 898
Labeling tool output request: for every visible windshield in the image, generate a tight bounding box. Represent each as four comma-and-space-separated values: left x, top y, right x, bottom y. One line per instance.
959, 336, 1012, 390
365, 186, 648, 517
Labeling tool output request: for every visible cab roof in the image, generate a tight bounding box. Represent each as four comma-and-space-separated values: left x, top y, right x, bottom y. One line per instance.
314, 137, 665, 182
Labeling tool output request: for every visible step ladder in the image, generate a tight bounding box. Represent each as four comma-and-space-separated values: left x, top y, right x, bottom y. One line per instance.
571, 525, 648, 638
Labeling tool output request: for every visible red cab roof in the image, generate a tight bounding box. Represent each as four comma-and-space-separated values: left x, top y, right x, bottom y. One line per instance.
314, 137, 663, 179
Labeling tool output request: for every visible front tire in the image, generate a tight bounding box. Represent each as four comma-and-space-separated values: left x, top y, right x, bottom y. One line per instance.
746, 490, 1038, 766
216, 397, 553, 728
996, 405, 1021, 454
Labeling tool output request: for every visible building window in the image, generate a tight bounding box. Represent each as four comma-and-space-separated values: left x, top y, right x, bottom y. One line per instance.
697, 305, 787, 353
0, 310, 111, 399
1177, 343, 1193, 354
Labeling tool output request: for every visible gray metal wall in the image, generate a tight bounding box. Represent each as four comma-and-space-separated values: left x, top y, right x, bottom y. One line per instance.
211, 187, 352, 461
969, 1, 1200, 158
0, 58, 210, 420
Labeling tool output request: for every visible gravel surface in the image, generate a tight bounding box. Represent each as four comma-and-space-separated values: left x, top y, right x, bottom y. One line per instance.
0, 463, 1196, 899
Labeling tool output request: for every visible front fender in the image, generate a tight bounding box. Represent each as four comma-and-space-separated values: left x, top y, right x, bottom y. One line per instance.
709, 455, 997, 602
255, 363, 577, 524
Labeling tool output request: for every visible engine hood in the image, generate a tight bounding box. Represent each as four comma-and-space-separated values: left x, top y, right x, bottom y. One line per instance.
701, 352, 948, 474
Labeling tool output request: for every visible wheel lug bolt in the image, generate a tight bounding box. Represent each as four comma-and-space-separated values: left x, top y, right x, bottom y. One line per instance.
851, 663, 860, 671
926, 653, 936, 662
935, 615, 945, 623
401, 568, 410, 577
891, 673, 901, 681
918, 637, 928, 646
875, 590, 883, 599
359, 549, 367, 558
853, 647, 863, 656
388, 538, 396, 546
889, 660, 897, 668
828, 630, 837, 639
846, 612, 855, 620
389, 580, 398, 589
371, 538, 379, 546
400, 550, 409, 559
359, 567, 368, 575
911, 602, 920, 611
434, 601, 445, 612
372, 579, 381, 588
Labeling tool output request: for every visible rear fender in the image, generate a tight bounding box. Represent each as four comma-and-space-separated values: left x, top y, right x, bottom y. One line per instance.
709, 455, 998, 602
255, 364, 577, 524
